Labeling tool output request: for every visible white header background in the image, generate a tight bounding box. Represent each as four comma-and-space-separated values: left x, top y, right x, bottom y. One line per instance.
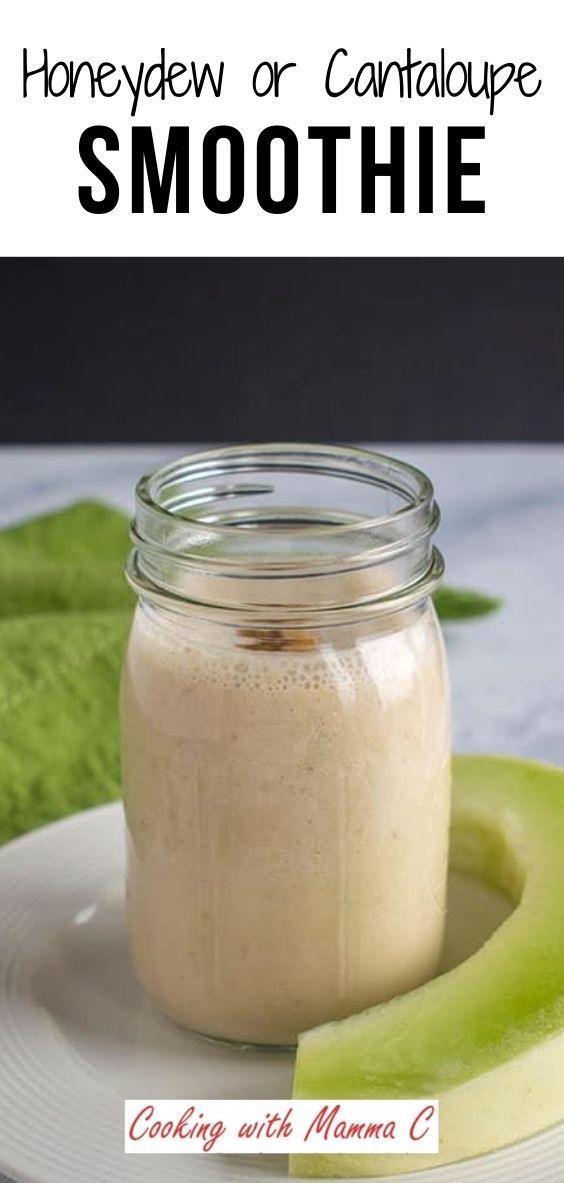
1, 0, 562, 256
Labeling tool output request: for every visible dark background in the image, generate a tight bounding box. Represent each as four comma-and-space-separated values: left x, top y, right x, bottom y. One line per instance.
1, 258, 563, 443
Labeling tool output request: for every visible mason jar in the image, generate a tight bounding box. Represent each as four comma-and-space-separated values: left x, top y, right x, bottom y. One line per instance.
121, 444, 451, 1047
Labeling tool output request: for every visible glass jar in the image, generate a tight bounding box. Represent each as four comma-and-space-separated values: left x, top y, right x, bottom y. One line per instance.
121, 444, 451, 1048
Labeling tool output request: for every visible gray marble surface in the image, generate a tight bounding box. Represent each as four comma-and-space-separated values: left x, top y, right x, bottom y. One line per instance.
0, 443, 563, 1183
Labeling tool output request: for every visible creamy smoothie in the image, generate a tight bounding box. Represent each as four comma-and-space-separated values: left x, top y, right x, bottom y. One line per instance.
122, 601, 450, 1046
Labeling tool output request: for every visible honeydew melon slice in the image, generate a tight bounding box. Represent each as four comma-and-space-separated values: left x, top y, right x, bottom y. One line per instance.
291, 755, 564, 1176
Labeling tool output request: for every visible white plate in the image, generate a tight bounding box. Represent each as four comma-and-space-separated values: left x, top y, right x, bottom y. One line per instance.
0, 804, 563, 1183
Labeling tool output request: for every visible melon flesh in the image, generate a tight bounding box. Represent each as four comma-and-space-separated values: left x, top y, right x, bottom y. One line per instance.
291, 755, 564, 1176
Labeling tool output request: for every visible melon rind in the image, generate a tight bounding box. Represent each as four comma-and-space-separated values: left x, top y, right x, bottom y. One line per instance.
291, 755, 564, 1176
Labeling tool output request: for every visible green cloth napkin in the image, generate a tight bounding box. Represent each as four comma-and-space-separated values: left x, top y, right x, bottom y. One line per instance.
0, 500, 502, 845
0, 502, 133, 843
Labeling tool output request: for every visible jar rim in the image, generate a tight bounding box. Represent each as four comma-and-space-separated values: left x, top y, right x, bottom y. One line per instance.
127, 444, 444, 619
135, 443, 435, 549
